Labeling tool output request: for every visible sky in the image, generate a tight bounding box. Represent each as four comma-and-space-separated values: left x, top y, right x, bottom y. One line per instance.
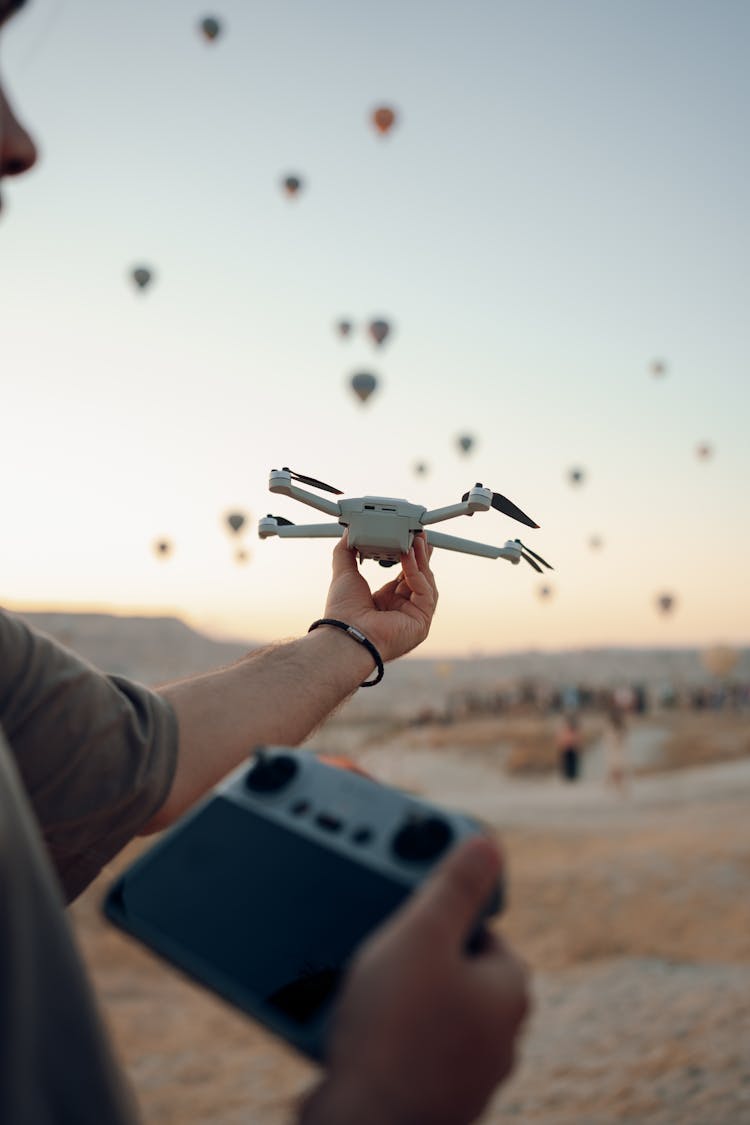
1, 0, 749, 656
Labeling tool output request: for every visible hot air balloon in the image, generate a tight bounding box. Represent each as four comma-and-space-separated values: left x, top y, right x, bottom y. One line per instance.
349, 372, 378, 404
371, 106, 397, 135
225, 511, 247, 535
588, 535, 603, 551
456, 433, 475, 455
414, 461, 429, 476
282, 174, 303, 198
695, 443, 713, 461
649, 358, 668, 377
199, 16, 222, 41
235, 548, 250, 565
153, 539, 173, 559
538, 584, 553, 600
131, 266, 153, 291
701, 645, 740, 678
567, 467, 586, 486
336, 319, 353, 339
655, 592, 676, 615
368, 318, 391, 347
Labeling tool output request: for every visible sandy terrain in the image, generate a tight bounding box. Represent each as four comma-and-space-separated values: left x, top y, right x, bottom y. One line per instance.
72, 711, 750, 1124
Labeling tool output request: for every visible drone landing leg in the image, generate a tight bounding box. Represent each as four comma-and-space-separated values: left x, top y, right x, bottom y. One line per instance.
424, 530, 522, 563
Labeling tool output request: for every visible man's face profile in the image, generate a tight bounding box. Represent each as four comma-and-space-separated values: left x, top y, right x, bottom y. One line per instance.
0, 0, 38, 207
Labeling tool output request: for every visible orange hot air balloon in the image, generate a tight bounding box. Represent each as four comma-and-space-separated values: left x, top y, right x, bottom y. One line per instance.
701, 645, 739, 678
372, 106, 397, 135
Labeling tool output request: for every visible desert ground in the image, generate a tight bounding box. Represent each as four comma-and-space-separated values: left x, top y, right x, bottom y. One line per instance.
71, 703, 750, 1125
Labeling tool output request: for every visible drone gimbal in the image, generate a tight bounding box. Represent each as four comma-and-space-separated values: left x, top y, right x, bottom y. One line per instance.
258, 468, 553, 573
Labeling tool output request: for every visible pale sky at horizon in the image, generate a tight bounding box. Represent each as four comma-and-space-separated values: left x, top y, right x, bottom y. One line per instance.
2, 0, 749, 656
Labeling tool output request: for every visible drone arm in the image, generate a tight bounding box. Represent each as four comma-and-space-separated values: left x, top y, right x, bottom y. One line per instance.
260, 522, 344, 540
424, 530, 522, 563
420, 502, 473, 526
269, 479, 340, 517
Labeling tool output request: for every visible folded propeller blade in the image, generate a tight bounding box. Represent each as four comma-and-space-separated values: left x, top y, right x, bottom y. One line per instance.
281, 467, 344, 495
520, 551, 543, 573
269, 515, 295, 526
491, 493, 539, 528
514, 540, 553, 570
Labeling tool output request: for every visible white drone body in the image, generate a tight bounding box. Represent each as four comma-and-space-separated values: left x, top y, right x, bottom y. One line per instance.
258, 468, 553, 573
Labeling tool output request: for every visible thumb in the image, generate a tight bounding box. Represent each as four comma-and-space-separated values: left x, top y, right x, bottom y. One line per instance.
395, 835, 502, 952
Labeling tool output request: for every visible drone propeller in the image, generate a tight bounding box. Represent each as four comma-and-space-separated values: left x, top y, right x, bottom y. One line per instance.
461, 488, 539, 529
266, 514, 295, 526
281, 467, 344, 495
514, 539, 553, 571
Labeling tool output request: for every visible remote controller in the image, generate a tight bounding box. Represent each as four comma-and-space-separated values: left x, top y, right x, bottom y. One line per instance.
104, 748, 504, 1061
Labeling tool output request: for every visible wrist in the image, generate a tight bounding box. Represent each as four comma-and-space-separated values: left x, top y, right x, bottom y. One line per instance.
308, 619, 384, 687
303, 623, 377, 686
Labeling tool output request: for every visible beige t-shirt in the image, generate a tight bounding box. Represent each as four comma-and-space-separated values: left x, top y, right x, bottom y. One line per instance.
0, 608, 179, 1123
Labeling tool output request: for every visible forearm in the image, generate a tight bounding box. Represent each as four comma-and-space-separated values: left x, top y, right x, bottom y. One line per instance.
143, 628, 375, 832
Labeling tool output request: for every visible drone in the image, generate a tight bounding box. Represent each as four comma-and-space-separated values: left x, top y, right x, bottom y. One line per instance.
258, 467, 553, 574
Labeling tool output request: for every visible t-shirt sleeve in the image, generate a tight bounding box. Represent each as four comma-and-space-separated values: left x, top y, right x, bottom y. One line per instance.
0, 610, 178, 902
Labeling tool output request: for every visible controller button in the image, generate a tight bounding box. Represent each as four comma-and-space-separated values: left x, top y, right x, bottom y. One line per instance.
245, 752, 298, 793
352, 827, 373, 845
291, 799, 310, 816
315, 812, 342, 832
392, 815, 454, 862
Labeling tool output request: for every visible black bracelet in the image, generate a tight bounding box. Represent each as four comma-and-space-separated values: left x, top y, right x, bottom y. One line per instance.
308, 618, 384, 687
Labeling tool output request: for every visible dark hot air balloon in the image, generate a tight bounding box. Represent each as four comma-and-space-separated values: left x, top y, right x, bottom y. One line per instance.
368, 318, 391, 347
225, 511, 247, 534
456, 434, 475, 455
336, 319, 353, 339
282, 175, 303, 198
656, 592, 676, 615
371, 106, 397, 135
199, 16, 222, 42
131, 266, 153, 291
649, 358, 668, 377
695, 443, 713, 461
538, 584, 553, 600
153, 539, 172, 559
350, 372, 378, 404
414, 461, 429, 476
567, 467, 586, 486
588, 535, 603, 550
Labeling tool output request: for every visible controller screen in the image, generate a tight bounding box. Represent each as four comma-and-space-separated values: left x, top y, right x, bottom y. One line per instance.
116, 796, 409, 1024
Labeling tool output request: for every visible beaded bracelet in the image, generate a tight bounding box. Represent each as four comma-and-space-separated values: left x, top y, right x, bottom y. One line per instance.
308, 618, 384, 687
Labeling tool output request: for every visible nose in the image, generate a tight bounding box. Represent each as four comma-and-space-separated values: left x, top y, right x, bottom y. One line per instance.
0, 86, 38, 178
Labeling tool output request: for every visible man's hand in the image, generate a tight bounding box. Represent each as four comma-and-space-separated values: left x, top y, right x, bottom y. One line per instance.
323, 532, 438, 662
301, 837, 530, 1125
